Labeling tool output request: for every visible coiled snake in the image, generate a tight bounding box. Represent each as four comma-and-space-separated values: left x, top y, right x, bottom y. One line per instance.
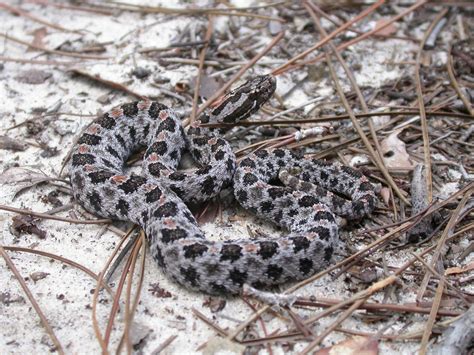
69, 75, 376, 294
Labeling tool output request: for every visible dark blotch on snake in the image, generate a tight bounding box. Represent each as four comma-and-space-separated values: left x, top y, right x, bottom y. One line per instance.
78, 133, 102, 146
96, 113, 116, 129
148, 102, 168, 119
229, 268, 247, 286
72, 153, 95, 166
106, 146, 121, 160
88, 171, 114, 184
258, 241, 279, 259
299, 258, 313, 274
161, 228, 188, 243
183, 243, 208, 259
145, 186, 162, 203
266, 264, 283, 281
118, 175, 147, 194
309, 226, 331, 241
122, 102, 139, 117
291, 236, 311, 253
220, 244, 243, 262
242, 173, 258, 186
155, 201, 178, 217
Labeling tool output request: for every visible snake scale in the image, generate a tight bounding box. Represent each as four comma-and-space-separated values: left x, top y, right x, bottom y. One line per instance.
69, 75, 377, 294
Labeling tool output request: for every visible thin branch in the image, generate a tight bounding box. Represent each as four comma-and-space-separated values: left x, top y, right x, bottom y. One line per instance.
69, 68, 147, 100
416, 186, 473, 301
0, 246, 65, 354
3, 246, 115, 297
29, 0, 115, 15
0, 204, 110, 224
419, 277, 446, 355
0, 2, 75, 32
190, 16, 213, 124
0, 33, 110, 60
0, 55, 80, 66
91, 227, 137, 352
99, 0, 286, 22
201, 109, 472, 128
447, 46, 474, 116
414, 9, 449, 201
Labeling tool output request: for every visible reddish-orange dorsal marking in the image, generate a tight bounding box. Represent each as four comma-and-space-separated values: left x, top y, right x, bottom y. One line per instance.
111, 175, 128, 184
137, 100, 151, 111
147, 153, 159, 162
209, 246, 219, 254
86, 124, 100, 135
244, 243, 258, 253
159, 110, 168, 120
78, 145, 89, 153
312, 204, 327, 212
256, 181, 266, 189
110, 107, 124, 118
144, 183, 157, 192
158, 131, 166, 140
163, 218, 177, 229
304, 232, 318, 241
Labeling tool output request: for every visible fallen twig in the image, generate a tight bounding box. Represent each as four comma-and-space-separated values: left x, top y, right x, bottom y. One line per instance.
0, 33, 110, 60
0, 246, 65, 354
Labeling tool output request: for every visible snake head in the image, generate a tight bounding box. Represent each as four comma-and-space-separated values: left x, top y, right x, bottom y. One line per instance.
208, 74, 276, 125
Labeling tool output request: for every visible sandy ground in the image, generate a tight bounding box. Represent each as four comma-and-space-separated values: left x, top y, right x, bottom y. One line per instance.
0, 1, 469, 354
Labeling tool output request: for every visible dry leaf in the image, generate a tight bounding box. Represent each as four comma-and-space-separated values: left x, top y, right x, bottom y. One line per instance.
0, 167, 55, 199
315, 336, 379, 355
11, 215, 47, 239
15, 69, 52, 85
380, 131, 414, 169
30, 27, 47, 50
203, 297, 226, 313
175, 80, 190, 93
380, 187, 391, 206
197, 75, 220, 100
129, 322, 152, 348
445, 262, 474, 276
148, 282, 172, 298
30, 271, 50, 282
374, 19, 397, 36
201, 336, 245, 355
407, 164, 437, 243
0, 292, 25, 305
0, 135, 27, 151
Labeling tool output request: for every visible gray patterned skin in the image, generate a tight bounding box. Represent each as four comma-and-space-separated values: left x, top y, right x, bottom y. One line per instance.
69, 74, 377, 294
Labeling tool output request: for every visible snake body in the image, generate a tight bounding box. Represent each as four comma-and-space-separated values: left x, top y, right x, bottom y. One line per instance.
69, 75, 377, 294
